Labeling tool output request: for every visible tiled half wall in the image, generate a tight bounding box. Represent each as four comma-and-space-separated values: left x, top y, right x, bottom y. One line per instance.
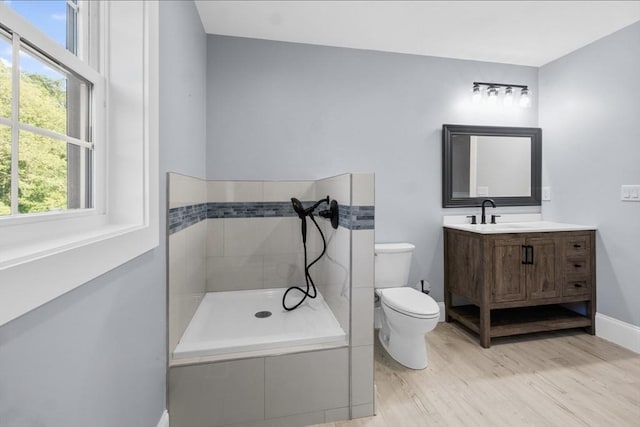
167, 172, 376, 423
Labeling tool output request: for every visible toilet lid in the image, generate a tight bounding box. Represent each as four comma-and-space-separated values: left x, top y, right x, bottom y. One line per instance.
380, 288, 440, 318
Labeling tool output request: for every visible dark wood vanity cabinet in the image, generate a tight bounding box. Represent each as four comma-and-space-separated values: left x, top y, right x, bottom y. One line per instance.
444, 228, 596, 348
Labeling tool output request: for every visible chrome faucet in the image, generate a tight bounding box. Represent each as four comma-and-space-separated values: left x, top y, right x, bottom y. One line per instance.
481, 199, 496, 224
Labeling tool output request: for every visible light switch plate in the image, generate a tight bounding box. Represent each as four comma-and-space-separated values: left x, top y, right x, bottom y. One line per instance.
542, 187, 551, 201
621, 185, 640, 202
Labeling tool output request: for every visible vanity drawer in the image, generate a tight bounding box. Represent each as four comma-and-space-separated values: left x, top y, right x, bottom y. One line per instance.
564, 259, 590, 275
563, 275, 591, 297
565, 235, 591, 257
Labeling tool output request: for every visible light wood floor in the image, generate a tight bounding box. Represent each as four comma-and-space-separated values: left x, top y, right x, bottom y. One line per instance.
314, 323, 640, 427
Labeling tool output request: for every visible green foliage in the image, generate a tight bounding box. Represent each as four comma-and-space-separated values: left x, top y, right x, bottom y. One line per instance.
0, 61, 68, 215
0, 134, 9, 216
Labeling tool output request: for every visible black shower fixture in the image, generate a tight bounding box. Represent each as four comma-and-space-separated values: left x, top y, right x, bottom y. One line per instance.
291, 196, 339, 229
319, 199, 340, 230
282, 196, 339, 311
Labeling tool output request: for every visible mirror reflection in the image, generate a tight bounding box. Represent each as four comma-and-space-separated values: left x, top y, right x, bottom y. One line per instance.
451, 135, 531, 198
442, 124, 541, 208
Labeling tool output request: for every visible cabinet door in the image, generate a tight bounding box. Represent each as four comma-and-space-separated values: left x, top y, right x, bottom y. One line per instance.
492, 238, 527, 303
527, 237, 562, 300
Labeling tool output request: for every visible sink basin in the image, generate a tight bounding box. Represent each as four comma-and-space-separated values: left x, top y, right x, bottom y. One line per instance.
455, 223, 535, 232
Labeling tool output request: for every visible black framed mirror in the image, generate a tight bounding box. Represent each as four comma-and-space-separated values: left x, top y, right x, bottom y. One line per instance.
442, 124, 541, 208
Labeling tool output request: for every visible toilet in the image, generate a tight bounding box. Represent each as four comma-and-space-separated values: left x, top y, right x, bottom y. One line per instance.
375, 243, 440, 370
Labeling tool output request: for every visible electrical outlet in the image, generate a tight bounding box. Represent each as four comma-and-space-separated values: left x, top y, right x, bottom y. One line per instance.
621, 185, 640, 202
542, 186, 551, 201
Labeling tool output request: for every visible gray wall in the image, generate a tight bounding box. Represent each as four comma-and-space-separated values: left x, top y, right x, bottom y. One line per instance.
540, 22, 640, 327
161, 0, 208, 178
206, 35, 538, 300
0, 2, 207, 426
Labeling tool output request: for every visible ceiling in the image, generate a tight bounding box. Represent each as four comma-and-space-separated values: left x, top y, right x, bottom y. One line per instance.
194, 1, 640, 67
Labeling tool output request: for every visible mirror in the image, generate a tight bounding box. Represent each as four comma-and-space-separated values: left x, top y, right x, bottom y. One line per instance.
442, 124, 541, 207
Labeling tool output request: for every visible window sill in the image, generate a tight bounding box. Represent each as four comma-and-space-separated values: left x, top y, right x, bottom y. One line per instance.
0, 220, 158, 327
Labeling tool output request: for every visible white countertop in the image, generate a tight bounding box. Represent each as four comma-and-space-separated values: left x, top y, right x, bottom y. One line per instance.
442, 215, 596, 234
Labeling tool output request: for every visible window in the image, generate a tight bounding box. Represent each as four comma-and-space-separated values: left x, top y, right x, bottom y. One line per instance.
1, 0, 95, 217
0, 1, 160, 326
5, 0, 75, 53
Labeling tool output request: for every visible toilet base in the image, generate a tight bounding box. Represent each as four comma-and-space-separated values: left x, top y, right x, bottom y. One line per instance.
378, 328, 428, 370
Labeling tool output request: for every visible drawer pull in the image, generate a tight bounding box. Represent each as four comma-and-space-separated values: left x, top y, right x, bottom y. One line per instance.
573, 244, 582, 248
574, 263, 582, 268
574, 283, 584, 288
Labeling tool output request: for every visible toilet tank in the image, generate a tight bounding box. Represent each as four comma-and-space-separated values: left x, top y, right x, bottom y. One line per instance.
374, 243, 415, 288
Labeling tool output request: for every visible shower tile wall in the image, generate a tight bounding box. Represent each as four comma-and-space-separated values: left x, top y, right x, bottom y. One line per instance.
169, 347, 350, 427
315, 174, 353, 335
206, 180, 316, 292
168, 173, 208, 354
315, 172, 375, 419
349, 173, 375, 416
167, 172, 376, 422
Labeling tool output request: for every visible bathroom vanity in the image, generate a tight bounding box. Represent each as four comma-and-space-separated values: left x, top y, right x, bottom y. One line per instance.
443, 221, 596, 348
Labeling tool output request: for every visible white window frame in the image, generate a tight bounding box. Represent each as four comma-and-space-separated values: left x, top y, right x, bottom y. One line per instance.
0, 1, 100, 219
0, 1, 159, 326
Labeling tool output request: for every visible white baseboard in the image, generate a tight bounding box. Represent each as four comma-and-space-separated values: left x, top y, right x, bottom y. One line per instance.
156, 410, 169, 427
438, 302, 445, 322
596, 312, 640, 354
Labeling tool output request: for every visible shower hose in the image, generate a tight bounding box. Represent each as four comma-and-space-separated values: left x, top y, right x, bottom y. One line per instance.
282, 213, 327, 311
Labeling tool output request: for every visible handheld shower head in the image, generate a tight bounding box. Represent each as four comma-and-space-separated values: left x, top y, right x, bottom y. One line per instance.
291, 197, 306, 219
291, 197, 308, 244
283, 195, 340, 311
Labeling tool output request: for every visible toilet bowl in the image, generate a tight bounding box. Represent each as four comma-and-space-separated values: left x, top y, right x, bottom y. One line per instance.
375, 243, 440, 370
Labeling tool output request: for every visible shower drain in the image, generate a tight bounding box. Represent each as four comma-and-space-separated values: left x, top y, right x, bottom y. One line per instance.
254, 311, 272, 318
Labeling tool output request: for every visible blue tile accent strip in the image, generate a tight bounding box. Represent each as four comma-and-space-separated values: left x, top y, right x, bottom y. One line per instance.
168, 202, 374, 234
168, 203, 208, 234
207, 201, 298, 218
339, 205, 375, 230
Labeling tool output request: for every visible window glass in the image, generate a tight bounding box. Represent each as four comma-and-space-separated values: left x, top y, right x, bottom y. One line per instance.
0, 124, 10, 215
1, 1, 92, 216
0, 31, 11, 119
4, 0, 74, 53
18, 129, 67, 213
19, 46, 67, 134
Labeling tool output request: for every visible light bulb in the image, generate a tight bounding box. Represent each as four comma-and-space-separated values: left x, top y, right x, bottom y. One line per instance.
520, 88, 531, 108
487, 86, 499, 105
471, 84, 482, 104
503, 87, 513, 107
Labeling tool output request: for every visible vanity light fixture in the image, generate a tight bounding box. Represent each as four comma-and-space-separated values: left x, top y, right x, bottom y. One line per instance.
471, 82, 531, 108
486, 86, 499, 105
503, 86, 514, 107
519, 87, 531, 108
471, 83, 482, 104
